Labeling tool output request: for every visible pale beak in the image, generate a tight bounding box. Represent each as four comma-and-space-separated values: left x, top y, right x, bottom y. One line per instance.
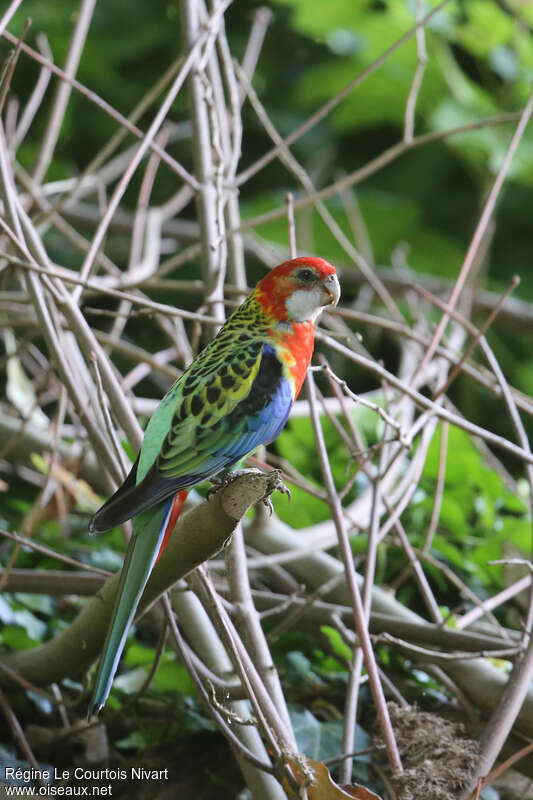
323, 273, 341, 306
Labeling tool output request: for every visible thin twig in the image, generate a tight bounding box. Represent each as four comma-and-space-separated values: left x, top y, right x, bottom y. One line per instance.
403, 0, 428, 143
374, 632, 522, 662
235, 0, 452, 186
0, 19, 31, 118
422, 420, 449, 556
32, 0, 97, 185
2, 28, 197, 187
286, 191, 297, 258
0, 689, 43, 778
460, 633, 533, 798
414, 89, 533, 378
74, 1, 230, 300
318, 331, 533, 467
0, 0, 24, 38
10, 33, 53, 153
0, 528, 111, 576
306, 372, 403, 774
470, 741, 533, 798
234, 113, 522, 235
161, 594, 276, 775
238, 6, 273, 106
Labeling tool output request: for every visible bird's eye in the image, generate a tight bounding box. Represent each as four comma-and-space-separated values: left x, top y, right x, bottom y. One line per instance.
297, 268, 316, 282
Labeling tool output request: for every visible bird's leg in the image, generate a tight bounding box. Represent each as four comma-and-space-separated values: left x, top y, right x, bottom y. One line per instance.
207, 467, 291, 514
261, 468, 291, 516
207, 466, 265, 497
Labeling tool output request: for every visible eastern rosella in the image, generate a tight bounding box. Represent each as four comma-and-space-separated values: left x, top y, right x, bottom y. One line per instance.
88, 257, 340, 715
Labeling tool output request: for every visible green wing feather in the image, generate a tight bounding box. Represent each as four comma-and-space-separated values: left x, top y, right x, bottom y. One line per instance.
143, 336, 264, 480
90, 296, 275, 532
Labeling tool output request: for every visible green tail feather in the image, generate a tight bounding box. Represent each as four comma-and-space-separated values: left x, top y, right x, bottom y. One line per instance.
88, 502, 169, 717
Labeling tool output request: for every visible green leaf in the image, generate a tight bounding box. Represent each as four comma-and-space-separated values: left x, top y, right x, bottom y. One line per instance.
320, 625, 352, 661
14, 593, 54, 616
499, 517, 531, 552
283, 651, 324, 691
290, 706, 369, 762
113, 667, 148, 695
453, 1, 514, 56
469, 539, 502, 583
1, 625, 40, 651
0, 596, 16, 624
438, 496, 468, 535
115, 730, 152, 751
432, 535, 472, 570
12, 610, 46, 641
124, 643, 195, 695
153, 659, 195, 695
125, 641, 155, 667
272, 483, 329, 527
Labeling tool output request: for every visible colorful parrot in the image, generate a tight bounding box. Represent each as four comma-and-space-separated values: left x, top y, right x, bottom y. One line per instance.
88, 257, 340, 715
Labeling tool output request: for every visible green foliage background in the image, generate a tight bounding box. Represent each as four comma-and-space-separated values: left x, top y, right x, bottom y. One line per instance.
6, 0, 533, 423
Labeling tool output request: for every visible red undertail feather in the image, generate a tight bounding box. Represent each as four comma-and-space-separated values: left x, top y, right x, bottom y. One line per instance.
155, 490, 187, 563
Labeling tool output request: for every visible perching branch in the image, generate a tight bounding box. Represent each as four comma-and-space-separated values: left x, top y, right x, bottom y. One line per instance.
0, 472, 280, 688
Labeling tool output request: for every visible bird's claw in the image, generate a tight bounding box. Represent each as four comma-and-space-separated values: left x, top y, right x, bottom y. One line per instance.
208, 468, 291, 515
207, 468, 266, 500
261, 469, 291, 516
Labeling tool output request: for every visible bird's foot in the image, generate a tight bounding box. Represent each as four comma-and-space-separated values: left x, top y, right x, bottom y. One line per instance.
261, 468, 291, 516
207, 468, 264, 499
208, 468, 290, 515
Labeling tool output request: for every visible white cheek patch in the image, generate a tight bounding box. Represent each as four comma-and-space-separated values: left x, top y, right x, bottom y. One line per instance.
286, 287, 325, 322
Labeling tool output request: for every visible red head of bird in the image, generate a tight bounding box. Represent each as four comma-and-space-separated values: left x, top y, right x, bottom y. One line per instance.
255, 257, 340, 323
